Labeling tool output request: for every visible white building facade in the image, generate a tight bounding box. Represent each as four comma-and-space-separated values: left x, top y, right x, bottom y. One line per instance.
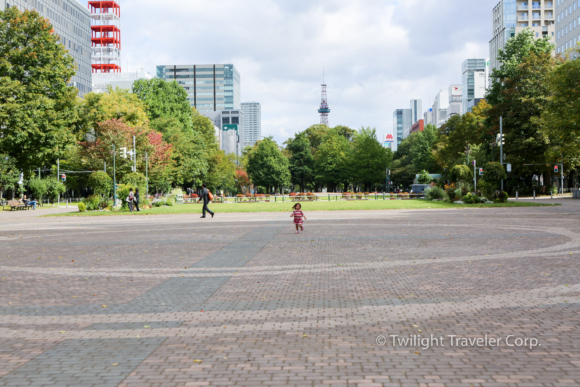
241, 102, 261, 149
92, 70, 152, 93
462, 59, 488, 114
556, 0, 580, 56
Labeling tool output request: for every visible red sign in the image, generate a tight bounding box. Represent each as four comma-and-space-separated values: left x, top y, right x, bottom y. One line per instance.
385, 134, 394, 143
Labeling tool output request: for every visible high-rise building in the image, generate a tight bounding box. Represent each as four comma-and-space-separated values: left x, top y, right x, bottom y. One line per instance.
462, 59, 488, 114
424, 86, 462, 128
156, 64, 241, 111
241, 102, 261, 148
410, 99, 423, 124
555, 0, 580, 56
393, 109, 412, 150
1, 0, 92, 95
490, 0, 555, 71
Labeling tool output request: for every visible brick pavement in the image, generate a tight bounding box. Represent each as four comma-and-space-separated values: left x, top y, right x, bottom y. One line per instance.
0, 203, 579, 386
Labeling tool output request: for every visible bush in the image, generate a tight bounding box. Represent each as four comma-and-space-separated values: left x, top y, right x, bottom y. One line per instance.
45, 179, 66, 201
171, 188, 183, 196
447, 186, 458, 201
78, 202, 86, 212
88, 171, 112, 199
166, 197, 176, 206
116, 184, 132, 211
427, 186, 445, 200
497, 191, 508, 203
152, 200, 165, 207
450, 165, 472, 183
463, 193, 475, 204
82, 195, 101, 211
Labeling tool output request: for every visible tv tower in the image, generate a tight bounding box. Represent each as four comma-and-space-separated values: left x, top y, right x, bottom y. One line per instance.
88, 0, 121, 73
317, 69, 330, 126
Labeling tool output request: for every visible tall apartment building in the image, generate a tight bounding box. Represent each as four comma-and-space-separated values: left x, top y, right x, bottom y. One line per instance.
156, 64, 241, 111
241, 102, 261, 148
555, 0, 580, 55
490, 0, 555, 71
410, 99, 423, 124
0, 0, 92, 96
393, 109, 412, 150
462, 59, 488, 114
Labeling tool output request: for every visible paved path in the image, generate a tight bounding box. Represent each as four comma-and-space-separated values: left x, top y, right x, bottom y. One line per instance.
0, 203, 579, 386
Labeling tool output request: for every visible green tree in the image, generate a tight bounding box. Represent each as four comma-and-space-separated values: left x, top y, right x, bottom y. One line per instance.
246, 138, 290, 192
303, 124, 330, 152
350, 127, 392, 191
481, 162, 506, 192
0, 155, 19, 200
132, 78, 194, 132
27, 177, 48, 202
417, 170, 432, 184
0, 7, 79, 172
449, 165, 472, 184
314, 131, 351, 192
486, 28, 554, 108
204, 151, 236, 193
88, 171, 112, 199
287, 132, 314, 192
540, 45, 580, 169
434, 103, 489, 171
120, 172, 147, 194
487, 51, 558, 182
79, 88, 149, 132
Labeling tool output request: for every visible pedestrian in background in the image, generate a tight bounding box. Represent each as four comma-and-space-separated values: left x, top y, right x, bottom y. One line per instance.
128, 188, 135, 212
200, 183, 214, 218
134, 188, 141, 212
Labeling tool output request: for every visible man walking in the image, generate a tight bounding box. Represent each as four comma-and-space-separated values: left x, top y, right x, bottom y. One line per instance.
199, 183, 214, 218
134, 188, 141, 212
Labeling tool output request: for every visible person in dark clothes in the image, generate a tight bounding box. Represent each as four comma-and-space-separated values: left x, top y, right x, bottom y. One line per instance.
199, 183, 214, 218
134, 188, 140, 212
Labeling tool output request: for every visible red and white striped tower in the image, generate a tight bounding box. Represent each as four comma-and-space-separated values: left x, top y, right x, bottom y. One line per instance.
88, 1, 121, 73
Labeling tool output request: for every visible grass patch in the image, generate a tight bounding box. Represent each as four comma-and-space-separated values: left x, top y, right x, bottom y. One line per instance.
45, 199, 556, 217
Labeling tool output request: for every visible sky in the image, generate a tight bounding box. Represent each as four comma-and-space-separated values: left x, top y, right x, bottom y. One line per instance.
119, 0, 499, 145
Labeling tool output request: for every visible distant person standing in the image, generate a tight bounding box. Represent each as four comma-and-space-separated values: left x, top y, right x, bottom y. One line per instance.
128, 188, 135, 212
134, 188, 141, 212
200, 183, 214, 218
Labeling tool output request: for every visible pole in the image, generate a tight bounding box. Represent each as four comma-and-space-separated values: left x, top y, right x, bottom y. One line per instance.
473, 161, 477, 191
145, 152, 148, 198
133, 135, 136, 173
500, 116, 504, 193
561, 159, 564, 197
57, 158, 60, 207
113, 144, 116, 206
104, 161, 106, 173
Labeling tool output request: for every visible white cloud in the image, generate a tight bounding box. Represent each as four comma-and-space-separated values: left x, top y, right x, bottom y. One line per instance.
120, 0, 498, 144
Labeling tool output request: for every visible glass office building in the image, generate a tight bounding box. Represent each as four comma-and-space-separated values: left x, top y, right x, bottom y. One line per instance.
156, 64, 241, 111
241, 102, 261, 148
462, 59, 488, 114
1, 0, 93, 96
393, 109, 412, 150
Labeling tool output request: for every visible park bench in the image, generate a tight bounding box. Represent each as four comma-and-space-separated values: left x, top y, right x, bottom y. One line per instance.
7, 200, 33, 211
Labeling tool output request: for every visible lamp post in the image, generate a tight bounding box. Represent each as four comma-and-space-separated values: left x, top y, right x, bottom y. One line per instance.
112, 144, 117, 206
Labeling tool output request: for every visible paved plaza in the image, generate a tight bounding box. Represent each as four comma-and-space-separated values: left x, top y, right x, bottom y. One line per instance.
0, 202, 579, 387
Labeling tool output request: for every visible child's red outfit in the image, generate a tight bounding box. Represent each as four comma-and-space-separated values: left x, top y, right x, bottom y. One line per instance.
292, 210, 304, 224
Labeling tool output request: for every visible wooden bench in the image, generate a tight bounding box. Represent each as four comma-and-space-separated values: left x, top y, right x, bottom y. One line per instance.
175, 194, 184, 205
7, 200, 33, 211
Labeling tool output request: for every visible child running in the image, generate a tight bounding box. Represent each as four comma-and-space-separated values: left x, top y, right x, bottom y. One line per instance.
291, 203, 307, 234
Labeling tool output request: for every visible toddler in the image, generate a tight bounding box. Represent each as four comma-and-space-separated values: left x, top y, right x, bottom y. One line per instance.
291, 203, 307, 234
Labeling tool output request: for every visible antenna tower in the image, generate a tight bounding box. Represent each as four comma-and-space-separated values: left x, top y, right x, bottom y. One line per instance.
88, 1, 121, 73
317, 69, 330, 125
